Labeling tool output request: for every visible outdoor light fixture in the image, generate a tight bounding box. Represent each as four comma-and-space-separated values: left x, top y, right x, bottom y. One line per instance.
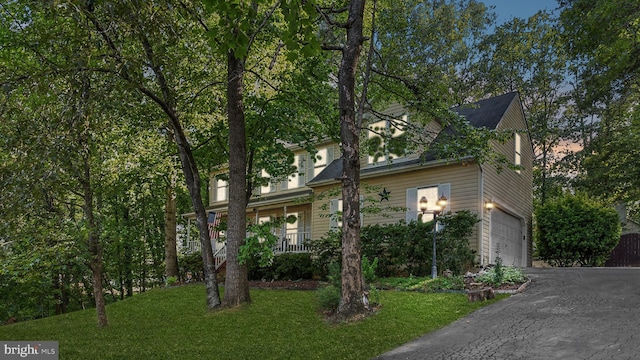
485, 199, 494, 211
419, 195, 448, 279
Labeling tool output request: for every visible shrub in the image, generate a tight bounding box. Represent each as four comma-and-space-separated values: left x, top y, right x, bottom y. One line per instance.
360, 211, 478, 277
361, 255, 378, 283
272, 253, 314, 280
535, 194, 621, 266
493, 256, 504, 285
475, 266, 526, 286
310, 211, 478, 278
178, 252, 204, 281
307, 230, 341, 278
437, 210, 480, 274
165, 276, 178, 286
247, 253, 314, 281
316, 285, 341, 312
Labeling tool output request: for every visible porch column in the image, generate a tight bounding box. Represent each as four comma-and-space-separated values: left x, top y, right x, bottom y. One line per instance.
282, 206, 288, 252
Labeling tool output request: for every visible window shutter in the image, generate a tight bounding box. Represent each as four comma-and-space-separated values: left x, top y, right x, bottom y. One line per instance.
360, 195, 365, 225
406, 187, 417, 223
298, 154, 306, 187
330, 199, 340, 230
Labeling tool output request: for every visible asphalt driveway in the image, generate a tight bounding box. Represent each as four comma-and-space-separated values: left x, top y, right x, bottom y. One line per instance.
375, 267, 640, 360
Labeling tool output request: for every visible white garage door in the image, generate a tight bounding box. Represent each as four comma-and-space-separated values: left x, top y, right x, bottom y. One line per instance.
490, 209, 523, 266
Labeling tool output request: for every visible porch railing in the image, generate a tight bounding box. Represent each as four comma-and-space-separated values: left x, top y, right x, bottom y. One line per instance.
214, 245, 227, 270
181, 231, 312, 269
274, 232, 312, 253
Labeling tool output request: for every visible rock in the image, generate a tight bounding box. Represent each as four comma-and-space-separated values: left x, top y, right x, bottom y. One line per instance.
467, 287, 495, 302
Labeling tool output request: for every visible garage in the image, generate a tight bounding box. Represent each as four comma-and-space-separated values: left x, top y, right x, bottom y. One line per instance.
490, 209, 524, 266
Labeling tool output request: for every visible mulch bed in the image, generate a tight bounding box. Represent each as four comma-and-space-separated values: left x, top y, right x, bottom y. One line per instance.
248, 280, 322, 290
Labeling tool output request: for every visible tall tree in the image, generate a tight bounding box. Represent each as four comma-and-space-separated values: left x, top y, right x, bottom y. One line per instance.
559, 0, 640, 203
476, 11, 569, 203
338, 0, 368, 319
203, 0, 325, 306
68, 1, 224, 309
560, 0, 640, 106
164, 161, 179, 279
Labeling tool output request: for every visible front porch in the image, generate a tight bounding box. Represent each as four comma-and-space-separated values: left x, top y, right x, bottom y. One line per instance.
181, 231, 312, 270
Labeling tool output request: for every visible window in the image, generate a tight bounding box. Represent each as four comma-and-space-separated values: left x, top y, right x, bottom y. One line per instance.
214, 178, 228, 202
260, 169, 275, 194
514, 133, 521, 174
288, 154, 306, 189
329, 199, 343, 229
297, 154, 307, 187
405, 183, 451, 223
416, 186, 439, 222
314, 147, 334, 177
367, 116, 406, 165
330, 197, 364, 230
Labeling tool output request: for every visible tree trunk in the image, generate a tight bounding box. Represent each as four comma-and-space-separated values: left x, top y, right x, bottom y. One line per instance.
337, 0, 367, 320
76, 72, 108, 327
84, 167, 108, 327
137, 33, 221, 309
172, 124, 222, 309
164, 177, 179, 278
223, 50, 251, 307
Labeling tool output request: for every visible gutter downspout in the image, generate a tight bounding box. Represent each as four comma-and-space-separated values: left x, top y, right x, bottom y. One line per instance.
479, 164, 485, 266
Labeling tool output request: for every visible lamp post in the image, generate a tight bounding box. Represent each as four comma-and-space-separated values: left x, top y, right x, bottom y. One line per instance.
419, 195, 448, 279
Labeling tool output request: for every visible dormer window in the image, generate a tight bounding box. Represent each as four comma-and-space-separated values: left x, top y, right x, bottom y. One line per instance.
314, 147, 334, 177
289, 154, 307, 189
366, 115, 407, 165
214, 178, 228, 202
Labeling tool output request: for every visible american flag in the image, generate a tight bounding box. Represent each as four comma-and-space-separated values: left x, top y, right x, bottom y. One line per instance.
207, 212, 222, 242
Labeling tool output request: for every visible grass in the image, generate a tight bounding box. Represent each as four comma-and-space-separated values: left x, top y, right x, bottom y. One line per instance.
375, 276, 466, 292
0, 285, 507, 359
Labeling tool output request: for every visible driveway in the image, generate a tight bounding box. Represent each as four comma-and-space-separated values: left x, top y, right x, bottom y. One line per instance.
376, 267, 640, 360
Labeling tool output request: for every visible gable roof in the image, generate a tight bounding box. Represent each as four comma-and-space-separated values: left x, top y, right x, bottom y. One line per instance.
307, 92, 519, 185
454, 92, 517, 129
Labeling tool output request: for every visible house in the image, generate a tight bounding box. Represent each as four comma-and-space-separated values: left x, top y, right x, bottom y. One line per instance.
183, 92, 534, 269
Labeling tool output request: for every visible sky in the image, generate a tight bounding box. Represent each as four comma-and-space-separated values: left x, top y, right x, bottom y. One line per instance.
482, 0, 560, 24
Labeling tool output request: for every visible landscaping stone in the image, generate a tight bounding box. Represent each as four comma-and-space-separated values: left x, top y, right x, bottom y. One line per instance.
467, 287, 495, 302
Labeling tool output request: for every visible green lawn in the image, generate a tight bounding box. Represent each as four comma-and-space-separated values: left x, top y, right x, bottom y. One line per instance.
0, 285, 505, 359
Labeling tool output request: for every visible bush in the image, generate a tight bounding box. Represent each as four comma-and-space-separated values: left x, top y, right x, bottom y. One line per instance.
165, 276, 178, 286
361, 255, 378, 283
178, 252, 204, 281
272, 253, 314, 280
310, 211, 478, 278
535, 194, 621, 266
247, 253, 314, 281
307, 230, 341, 278
361, 211, 478, 277
475, 266, 526, 286
316, 285, 341, 312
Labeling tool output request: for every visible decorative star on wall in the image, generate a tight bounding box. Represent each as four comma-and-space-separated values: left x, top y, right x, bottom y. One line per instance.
378, 187, 391, 202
